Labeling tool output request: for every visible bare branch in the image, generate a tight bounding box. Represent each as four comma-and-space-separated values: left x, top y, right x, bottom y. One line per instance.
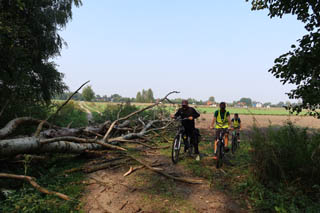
102, 91, 179, 142
34, 80, 90, 137
0, 173, 70, 200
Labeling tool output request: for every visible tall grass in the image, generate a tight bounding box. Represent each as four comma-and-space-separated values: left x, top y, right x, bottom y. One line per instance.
248, 123, 320, 211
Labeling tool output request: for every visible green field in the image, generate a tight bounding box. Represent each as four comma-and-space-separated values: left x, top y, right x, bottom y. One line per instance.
70, 101, 301, 116
195, 106, 293, 115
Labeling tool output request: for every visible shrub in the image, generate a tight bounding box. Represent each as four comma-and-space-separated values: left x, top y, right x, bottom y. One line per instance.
50, 101, 88, 128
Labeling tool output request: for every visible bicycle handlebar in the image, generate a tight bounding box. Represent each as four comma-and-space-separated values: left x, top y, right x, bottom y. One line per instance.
174, 116, 190, 121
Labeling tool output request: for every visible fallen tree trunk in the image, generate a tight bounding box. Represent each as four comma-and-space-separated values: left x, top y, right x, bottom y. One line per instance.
0, 137, 102, 157
0, 117, 57, 139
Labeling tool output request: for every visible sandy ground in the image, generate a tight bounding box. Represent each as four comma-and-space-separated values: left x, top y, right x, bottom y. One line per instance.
83, 151, 244, 213
196, 114, 320, 130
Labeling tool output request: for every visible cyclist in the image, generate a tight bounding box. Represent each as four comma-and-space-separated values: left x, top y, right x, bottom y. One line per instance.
173, 100, 201, 161
231, 113, 241, 142
209, 102, 231, 159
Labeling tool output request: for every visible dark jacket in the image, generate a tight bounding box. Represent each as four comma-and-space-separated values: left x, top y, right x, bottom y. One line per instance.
174, 107, 200, 131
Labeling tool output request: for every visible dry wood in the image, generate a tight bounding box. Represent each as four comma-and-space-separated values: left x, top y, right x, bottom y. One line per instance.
0, 117, 55, 139
84, 129, 104, 137
123, 165, 145, 177
66, 121, 73, 128
0, 137, 102, 157
103, 91, 179, 142
0, 173, 70, 200
128, 155, 204, 184
40, 136, 127, 151
114, 138, 169, 149
84, 159, 130, 173
152, 130, 171, 143
119, 200, 129, 210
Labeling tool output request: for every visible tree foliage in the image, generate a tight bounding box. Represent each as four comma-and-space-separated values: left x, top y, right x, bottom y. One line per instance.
240, 97, 253, 106
135, 89, 155, 103
82, 85, 95, 102
247, 0, 320, 117
208, 96, 215, 103
0, 0, 82, 124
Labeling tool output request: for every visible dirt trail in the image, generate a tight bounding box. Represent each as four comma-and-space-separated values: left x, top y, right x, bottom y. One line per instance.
83, 145, 244, 213
79, 101, 93, 121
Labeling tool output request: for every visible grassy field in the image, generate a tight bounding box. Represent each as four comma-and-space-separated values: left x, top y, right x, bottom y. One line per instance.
71, 101, 296, 116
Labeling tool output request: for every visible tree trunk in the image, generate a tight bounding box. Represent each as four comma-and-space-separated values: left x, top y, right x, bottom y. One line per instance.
0, 137, 101, 157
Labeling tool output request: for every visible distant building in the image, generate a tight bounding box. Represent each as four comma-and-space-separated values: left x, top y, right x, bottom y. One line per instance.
235, 102, 246, 108
206, 101, 217, 107
256, 102, 262, 108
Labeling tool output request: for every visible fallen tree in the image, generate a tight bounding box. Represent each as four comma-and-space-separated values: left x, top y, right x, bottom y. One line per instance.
0, 90, 184, 201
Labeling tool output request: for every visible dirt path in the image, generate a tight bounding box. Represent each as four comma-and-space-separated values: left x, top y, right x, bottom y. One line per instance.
79, 101, 93, 121
83, 144, 244, 213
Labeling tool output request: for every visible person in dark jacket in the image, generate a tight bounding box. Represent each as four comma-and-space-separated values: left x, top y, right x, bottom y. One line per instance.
173, 100, 201, 160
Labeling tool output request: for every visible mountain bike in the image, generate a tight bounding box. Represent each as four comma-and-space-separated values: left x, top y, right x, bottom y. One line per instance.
231, 128, 239, 154
171, 117, 193, 164
215, 128, 229, 168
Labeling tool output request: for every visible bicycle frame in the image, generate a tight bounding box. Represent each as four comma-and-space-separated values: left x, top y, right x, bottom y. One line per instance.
171, 117, 192, 163
216, 128, 228, 168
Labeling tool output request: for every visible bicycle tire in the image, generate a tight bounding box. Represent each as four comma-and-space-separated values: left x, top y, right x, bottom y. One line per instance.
172, 135, 181, 164
231, 136, 237, 154
187, 137, 193, 157
216, 142, 223, 168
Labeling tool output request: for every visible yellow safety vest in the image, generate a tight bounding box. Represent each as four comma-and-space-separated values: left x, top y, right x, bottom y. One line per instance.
215, 110, 229, 129
233, 118, 240, 128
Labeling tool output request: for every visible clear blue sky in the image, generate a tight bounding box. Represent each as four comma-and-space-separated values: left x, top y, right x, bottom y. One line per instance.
54, 0, 306, 104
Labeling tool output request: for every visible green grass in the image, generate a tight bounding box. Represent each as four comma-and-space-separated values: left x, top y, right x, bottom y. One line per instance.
0, 154, 87, 213
162, 126, 320, 212
70, 101, 306, 116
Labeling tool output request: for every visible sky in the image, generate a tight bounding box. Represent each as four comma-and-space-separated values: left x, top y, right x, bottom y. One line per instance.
54, 0, 307, 104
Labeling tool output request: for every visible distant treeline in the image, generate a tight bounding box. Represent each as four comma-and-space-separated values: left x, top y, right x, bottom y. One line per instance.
55, 88, 299, 108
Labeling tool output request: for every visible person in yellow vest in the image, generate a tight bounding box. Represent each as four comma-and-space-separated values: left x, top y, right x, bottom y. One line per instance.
231, 113, 242, 142
210, 102, 231, 159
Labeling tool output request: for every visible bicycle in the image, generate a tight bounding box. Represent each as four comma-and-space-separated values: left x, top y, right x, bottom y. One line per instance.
171, 117, 193, 164
231, 128, 240, 154
215, 128, 229, 168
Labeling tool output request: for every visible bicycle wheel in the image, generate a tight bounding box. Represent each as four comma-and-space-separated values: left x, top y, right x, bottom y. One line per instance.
216, 142, 223, 168
172, 135, 181, 164
231, 136, 237, 154
186, 137, 193, 157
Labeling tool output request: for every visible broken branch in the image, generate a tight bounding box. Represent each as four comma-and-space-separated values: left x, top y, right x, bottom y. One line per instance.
0, 173, 70, 200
